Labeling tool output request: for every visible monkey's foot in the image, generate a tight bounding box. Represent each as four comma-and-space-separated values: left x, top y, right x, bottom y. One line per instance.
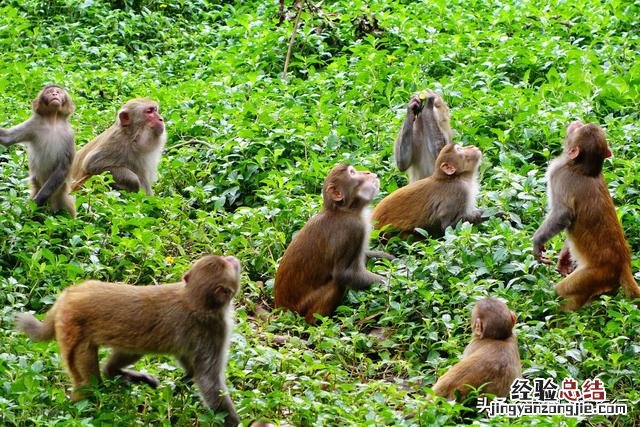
118, 369, 159, 388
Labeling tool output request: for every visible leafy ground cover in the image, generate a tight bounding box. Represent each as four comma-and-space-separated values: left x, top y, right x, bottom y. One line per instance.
1, 0, 639, 425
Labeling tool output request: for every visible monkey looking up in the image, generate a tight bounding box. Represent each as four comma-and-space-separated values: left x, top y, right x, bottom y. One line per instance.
274, 164, 391, 324
373, 143, 484, 239
533, 121, 640, 311
432, 297, 522, 400
16, 255, 241, 427
395, 90, 453, 183
71, 98, 166, 195
0, 84, 76, 216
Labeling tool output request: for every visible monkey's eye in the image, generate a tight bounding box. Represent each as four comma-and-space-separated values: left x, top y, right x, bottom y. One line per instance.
348, 167, 356, 176
145, 107, 156, 114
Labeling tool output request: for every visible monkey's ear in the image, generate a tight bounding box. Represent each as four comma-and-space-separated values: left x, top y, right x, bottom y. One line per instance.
473, 318, 484, 338
183, 271, 191, 284
119, 111, 131, 126
510, 310, 517, 326
440, 162, 456, 176
567, 146, 580, 160
327, 185, 344, 202
604, 146, 612, 158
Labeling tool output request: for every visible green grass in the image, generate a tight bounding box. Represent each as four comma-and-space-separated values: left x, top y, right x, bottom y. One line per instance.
1, 0, 639, 425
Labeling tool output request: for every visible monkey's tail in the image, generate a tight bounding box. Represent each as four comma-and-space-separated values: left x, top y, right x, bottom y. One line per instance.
621, 270, 640, 300
15, 310, 56, 342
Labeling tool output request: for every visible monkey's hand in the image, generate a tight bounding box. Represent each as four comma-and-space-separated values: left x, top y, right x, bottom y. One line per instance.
533, 243, 552, 265
408, 96, 422, 115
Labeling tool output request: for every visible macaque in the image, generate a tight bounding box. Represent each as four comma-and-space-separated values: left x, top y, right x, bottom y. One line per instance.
71, 98, 166, 195
395, 90, 453, 183
373, 143, 483, 238
533, 121, 640, 311
274, 164, 391, 324
432, 297, 522, 400
15, 255, 241, 426
0, 84, 76, 216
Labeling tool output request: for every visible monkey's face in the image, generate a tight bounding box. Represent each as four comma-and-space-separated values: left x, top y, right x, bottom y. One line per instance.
42, 86, 66, 107
439, 144, 482, 176
142, 103, 165, 134
323, 164, 379, 210
350, 166, 380, 204
33, 85, 73, 116
458, 144, 482, 165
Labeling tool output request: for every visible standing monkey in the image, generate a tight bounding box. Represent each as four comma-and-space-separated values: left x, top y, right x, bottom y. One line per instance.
274, 164, 391, 324
395, 90, 453, 183
0, 84, 76, 216
71, 98, 166, 195
16, 255, 241, 426
373, 143, 483, 239
533, 121, 640, 310
432, 297, 522, 400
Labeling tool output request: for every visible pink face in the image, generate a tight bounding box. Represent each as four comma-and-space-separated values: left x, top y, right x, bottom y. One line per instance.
144, 104, 165, 133
567, 120, 583, 135
223, 256, 240, 274
349, 166, 379, 202
43, 86, 65, 107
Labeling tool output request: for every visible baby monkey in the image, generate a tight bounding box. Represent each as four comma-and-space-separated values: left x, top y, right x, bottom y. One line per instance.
16, 255, 241, 426
432, 297, 522, 400
0, 84, 76, 216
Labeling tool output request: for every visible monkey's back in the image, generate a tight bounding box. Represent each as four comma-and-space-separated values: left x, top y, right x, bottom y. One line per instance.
50, 280, 210, 354
71, 125, 120, 180
372, 177, 467, 234
563, 171, 631, 270
433, 336, 521, 400
274, 210, 362, 310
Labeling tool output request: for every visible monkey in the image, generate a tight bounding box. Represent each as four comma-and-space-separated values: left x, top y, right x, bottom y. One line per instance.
71, 98, 166, 196
533, 121, 640, 311
274, 164, 390, 324
0, 84, 76, 216
432, 297, 522, 400
15, 255, 241, 426
373, 143, 483, 239
394, 90, 453, 183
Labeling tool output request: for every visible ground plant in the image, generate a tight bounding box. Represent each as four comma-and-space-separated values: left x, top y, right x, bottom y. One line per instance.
1, 1, 639, 426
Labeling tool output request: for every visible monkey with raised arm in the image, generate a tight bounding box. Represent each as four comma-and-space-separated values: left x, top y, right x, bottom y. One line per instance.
0, 84, 76, 216
533, 121, 640, 310
395, 90, 453, 183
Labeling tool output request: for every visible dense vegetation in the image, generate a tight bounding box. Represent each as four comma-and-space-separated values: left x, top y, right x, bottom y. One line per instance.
1, 0, 639, 425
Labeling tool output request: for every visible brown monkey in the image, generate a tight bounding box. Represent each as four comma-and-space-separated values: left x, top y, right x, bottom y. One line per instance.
533, 121, 640, 310
16, 255, 241, 426
0, 84, 76, 216
274, 164, 390, 324
432, 297, 522, 400
71, 98, 165, 195
373, 143, 483, 238
395, 90, 453, 183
